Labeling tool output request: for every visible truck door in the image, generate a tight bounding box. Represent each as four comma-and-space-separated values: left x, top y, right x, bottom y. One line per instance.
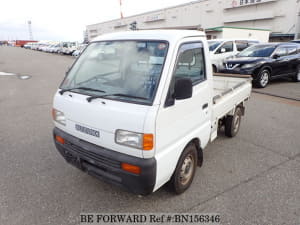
154, 39, 212, 187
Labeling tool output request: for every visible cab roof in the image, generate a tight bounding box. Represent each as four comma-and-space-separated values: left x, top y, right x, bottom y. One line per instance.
91, 30, 206, 43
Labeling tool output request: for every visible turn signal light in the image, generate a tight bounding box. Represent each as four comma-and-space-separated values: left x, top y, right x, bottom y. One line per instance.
55, 135, 65, 144
121, 163, 141, 175
143, 134, 153, 150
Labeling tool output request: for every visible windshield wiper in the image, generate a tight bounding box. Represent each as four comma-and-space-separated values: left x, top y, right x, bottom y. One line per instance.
77, 71, 119, 86
59, 87, 105, 95
86, 93, 148, 102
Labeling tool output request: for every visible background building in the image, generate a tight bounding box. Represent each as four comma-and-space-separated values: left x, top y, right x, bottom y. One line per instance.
86, 0, 300, 42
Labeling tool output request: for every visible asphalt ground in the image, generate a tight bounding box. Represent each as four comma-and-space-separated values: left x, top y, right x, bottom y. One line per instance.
0, 46, 299, 225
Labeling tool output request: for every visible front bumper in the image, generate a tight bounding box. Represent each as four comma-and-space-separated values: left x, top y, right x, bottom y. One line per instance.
219, 67, 254, 76
53, 128, 156, 195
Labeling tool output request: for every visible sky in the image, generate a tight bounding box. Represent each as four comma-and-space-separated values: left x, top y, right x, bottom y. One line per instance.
0, 0, 194, 42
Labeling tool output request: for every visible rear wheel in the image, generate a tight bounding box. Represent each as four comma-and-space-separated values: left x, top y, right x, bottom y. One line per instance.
292, 65, 300, 82
169, 144, 198, 194
255, 68, 270, 88
225, 107, 242, 137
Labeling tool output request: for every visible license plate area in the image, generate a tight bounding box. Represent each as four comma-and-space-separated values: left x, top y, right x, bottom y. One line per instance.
75, 124, 100, 138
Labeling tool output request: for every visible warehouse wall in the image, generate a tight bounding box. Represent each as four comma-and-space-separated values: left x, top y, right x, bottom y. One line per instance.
222, 28, 270, 42
87, 0, 300, 41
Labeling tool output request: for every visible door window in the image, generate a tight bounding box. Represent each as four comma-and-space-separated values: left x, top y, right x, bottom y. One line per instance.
174, 42, 206, 85
236, 41, 248, 51
274, 47, 288, 57
216, 41, 233, 54
287, 47, 297, 55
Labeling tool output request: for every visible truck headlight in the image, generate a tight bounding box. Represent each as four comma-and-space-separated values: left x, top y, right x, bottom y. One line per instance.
52, 108, 66, 126
115, 130, 153, 150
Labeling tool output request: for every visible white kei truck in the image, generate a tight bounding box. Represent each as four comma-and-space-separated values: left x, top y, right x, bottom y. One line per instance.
52, 30, 252, 195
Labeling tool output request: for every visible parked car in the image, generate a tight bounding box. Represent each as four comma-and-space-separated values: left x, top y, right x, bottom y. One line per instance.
61, 42, 77, 55
48, 44, 60, 53
208, 39, 259, 72
221, 43, 300, 88
41, 44, 51, 52
37, 43, 47, 51
52, 30, 252, 194
46, 44, 54, 53
72, 44, 87, 57
290, 40, 300, 44
24, 43, 33, 49
31, 43, 39, 50
45, 44, 53, 53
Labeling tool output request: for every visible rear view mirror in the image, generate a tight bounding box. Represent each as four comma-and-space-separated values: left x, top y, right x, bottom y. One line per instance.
174, 78, 193, 100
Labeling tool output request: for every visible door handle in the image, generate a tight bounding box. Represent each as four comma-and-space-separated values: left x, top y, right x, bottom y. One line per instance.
202, 103, 208, 109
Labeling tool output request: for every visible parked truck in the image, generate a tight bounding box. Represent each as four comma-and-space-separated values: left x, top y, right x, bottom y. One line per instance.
15, 40, 37, 47
52, 30, 252, 195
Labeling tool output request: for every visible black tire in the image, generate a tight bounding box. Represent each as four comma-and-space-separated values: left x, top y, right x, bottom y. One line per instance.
169, 144, 198, 194
292, 65, 300, 82
225, 107, 242, 137
254, 68, 270, 88
212, 65, 217, 73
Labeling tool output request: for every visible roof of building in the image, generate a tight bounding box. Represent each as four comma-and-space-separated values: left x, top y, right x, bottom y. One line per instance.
91, 29, 206, 43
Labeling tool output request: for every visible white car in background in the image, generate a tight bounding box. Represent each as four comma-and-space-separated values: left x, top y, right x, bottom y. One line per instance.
31, 43, 39, 50
46, 45, 55, 53
44, 44, 53, 52
72, 44, 87, 57
61, 42, 78, 55
208, 39, 259, 72
37, 44, 47, 51
50, 44, 61, 53
47, 44, 59, 53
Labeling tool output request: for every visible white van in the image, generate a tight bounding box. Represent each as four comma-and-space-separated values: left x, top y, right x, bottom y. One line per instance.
52, 30, 252, 195
208, 39, 259, 72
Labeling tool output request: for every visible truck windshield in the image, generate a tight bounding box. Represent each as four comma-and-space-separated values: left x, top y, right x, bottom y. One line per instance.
208, 41, 222, 51
238, 45, 276, 57
60, 40, 168, 105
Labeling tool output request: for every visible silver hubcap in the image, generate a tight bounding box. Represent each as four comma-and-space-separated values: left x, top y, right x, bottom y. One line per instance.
260, 71, 269, 87
233, 114, 240, 133
179, 155, 194, 186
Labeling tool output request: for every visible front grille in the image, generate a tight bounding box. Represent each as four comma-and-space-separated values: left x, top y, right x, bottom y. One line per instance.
225, 63, 240, 69
64, 140, 121, 169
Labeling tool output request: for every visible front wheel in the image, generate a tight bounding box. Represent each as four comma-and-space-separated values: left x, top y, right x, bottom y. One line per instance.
292, 65, 300, 82
225, 107, 242, 137
169, 144, 198, 194
255, 68, 270, 88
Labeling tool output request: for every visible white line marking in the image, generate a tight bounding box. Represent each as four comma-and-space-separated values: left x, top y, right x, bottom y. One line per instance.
0, 72, 16, 76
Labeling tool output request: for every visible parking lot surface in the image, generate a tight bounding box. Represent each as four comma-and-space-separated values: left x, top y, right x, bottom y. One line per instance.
0, 46, 300, 225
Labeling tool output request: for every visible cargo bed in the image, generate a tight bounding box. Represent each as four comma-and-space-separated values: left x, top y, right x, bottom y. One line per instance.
210, 73, 252, 140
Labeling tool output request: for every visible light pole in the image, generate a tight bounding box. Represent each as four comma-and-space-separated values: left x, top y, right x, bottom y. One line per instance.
28, 21, 33, 40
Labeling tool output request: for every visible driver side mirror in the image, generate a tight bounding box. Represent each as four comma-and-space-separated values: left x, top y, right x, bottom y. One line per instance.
173, 78, 193, 100
273, 54, 280, 59
220, 48, 226, 53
